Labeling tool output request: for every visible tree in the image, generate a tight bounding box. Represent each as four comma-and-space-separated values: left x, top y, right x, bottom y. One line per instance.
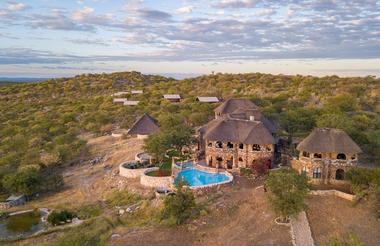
2, 169, 42, 196
161, 179, 196, 225
265, 168, 310, 222
166, 124, 196, 154
143, 132, 170, 163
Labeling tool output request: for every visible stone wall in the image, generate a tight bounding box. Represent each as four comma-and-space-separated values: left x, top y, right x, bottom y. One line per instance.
291, 156, 356, 184
140, 167, 173, 189
309, 190, 355, 201
0, 195, 26, 211
119, 162, 147, 178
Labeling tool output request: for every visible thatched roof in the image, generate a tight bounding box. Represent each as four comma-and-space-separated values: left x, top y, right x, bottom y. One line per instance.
128, 113, 159, 135
296, 128, 362, 154
214, 98, 257, 114
199, 118, 275, 145
228, 108, 279, 134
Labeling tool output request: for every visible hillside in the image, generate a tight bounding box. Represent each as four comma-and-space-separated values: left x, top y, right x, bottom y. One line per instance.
0, 71, 379, 186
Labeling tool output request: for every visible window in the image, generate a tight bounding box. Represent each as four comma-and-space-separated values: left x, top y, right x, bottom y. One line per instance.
208, 142, 212, 148
351, 154, 356, 160
303, 151, 310, 158
313, 168, 321, 179
252, 144, 261, 151
227, 142, 233, 148
266, 145, 272, 151
216, 157, 223, 162
314, 153, 322, 159
302, 166, 309, 174
337, 153, 346, 160
216, 141, 223, 148
238, 157, 243, 162
239, 143, 244, 149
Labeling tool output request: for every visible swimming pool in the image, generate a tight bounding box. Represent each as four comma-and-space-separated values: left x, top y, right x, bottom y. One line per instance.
175, 162, 194, 169
175, 169, 230, 187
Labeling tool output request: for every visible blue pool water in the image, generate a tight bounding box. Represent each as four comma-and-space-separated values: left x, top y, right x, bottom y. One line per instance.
175, 169, 230, 187
175, 162, 194, 169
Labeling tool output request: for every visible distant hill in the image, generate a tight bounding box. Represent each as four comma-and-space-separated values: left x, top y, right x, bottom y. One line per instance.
0, 71, 379, 178
0, 78, 51, 82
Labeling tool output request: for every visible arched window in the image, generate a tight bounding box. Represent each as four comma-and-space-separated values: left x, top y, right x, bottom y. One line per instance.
303, 151, 310, 158
216, 141, 223, 148
314, 153, 322, 159
216, 157, 223, 162
238, 157, 243, 162
208, 142, 212, 148
227, 142, 233, 148
351, 154, 356, 160
239, 143, 244, 149
252, 144, 261, 151
302, 166, 309, 174
335, 169, 344, 180
266, 145, 272, 151
208, 157, 213, 166
313, 168, 321, 179
337, 153, 346, 160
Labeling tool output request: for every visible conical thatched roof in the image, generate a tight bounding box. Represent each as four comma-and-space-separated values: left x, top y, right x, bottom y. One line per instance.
214, 98, 257, 114
200, 118, 275, 145
296, 128, 362, 154
128, 113, 159, 135
228, 108, 279, 134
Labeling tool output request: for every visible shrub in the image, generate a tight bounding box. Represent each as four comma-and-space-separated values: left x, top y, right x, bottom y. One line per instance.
76, 203, 103, 219
2, 168, 42, 196
161, 179, 196, 225
47, 210, 75, 226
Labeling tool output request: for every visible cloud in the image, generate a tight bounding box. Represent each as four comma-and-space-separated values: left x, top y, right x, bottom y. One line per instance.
175, 6, 195, 14
7, 2, 28, 11
137, 8, 172, 21
256, 9, 275, 17
211, 0, 259, 9
30, 13, 95, 31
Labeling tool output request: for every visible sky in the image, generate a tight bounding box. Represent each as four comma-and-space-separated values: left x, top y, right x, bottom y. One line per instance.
0, 0, 379, 79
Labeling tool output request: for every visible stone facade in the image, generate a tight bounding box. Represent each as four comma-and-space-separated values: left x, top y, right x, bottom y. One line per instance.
205, 140, 274, 171
291, 151, 358, 184
119, 162, 147, 178
0, 194, 26, 211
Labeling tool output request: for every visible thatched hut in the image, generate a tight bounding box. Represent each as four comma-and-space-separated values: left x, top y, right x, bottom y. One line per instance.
292, 128, 362, 183
127, 113, 159, 139
214, 98, 257, 118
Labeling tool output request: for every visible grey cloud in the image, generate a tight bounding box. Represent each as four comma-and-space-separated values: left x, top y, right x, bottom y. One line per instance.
29, 13, 95, 31
137, 8, 172, 21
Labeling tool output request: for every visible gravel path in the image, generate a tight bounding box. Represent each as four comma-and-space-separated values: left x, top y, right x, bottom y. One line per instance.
290, 211, 315, 246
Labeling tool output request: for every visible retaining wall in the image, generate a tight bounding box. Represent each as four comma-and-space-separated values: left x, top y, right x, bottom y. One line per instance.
140, 167, 173, 188
119, 162, 147, 179
309, 190, 355, 201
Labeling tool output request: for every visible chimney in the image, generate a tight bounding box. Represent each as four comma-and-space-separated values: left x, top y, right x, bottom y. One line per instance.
249, 116, 255, 121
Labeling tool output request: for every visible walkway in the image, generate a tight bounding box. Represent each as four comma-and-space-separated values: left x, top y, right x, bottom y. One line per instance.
290, 211, 315, 246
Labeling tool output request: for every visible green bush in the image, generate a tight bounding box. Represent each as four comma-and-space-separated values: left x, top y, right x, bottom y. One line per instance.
76, 203, 104, 219
161, 179, 196, 225
47, 210, 75, 226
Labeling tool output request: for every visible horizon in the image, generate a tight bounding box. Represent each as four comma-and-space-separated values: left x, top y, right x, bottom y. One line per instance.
0, 1, 379, 77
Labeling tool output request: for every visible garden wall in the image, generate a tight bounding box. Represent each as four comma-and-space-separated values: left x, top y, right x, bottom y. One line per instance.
309, 190, 355, 201
140, 167, 173, 189
119, 162, 147, 179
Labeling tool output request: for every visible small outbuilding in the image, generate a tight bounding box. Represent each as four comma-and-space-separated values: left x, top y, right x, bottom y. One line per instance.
123, 101, 140, 106
113, 98, 128, 103
163, 94, 182, 102
127, 113, 160, 139
131, 90, 143, 94
291, 128, 362, 184
197, 97, 219, 103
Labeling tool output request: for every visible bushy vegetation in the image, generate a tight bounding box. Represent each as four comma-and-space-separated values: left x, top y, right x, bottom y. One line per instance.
265, 168, 311, 221
47, 210, 75, 226
0, 71, 379, 198
104, 190, 141, 208
161, 179, 197, 225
